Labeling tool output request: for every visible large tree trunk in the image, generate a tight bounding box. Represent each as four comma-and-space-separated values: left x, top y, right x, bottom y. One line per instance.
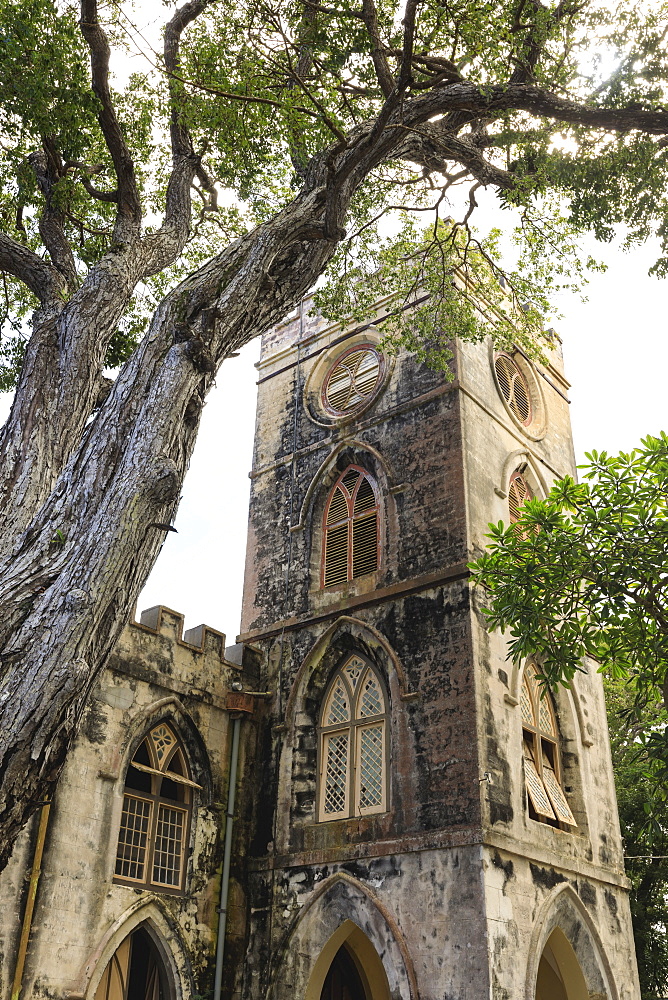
0, 183, 343, 868
1, 0, 668, 867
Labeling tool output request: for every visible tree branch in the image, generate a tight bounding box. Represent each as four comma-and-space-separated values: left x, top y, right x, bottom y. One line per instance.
28, 148, 79, 291
0, 232, 66, 307
80, 0, 142, 242
361, 0, 395, 97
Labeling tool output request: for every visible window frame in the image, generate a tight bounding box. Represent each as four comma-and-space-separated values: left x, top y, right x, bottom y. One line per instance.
520, 664, 577, 829
317, 656, 390, 823
494, 352, 533, 426
321, 343, 385, 417
321, 465, 381, 589
114, 722, 199, 895
508, 469, 534, 524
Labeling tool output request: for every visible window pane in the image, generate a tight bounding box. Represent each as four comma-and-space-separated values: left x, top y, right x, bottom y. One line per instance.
520, 678, 535, 726
523, 756, 556, 820
358, 724, 384, 810
358, 670, 383, 718
150, 723, 176, 768
115, 795, 152, 881
324, 677, 350, 725
538, 697, 556, 737
343, 657, 365, 692
152, 804, 185, 886
323, 732, 349, 815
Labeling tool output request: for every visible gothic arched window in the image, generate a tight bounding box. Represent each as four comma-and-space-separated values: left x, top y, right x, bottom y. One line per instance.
318, 656, 388, 822
114, 722, 201, 892
508, 469, 533, 523
322, 466, 380, 588
521, 663, 576, 828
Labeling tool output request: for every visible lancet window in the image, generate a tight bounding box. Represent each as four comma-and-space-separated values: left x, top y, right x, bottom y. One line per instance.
114, 722, 201, 892
318, 656, 388, 821
521, 663, 576, 828
322, 466, 380, 588
508, 469, 533, 523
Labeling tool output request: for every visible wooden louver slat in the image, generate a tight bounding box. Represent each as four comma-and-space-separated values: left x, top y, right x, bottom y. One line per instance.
352, 513, 378, 578
508, 471, 532, 523
324, 523, 349, 586
323, 465, 380, 587
494, 353, 532, 425
323, 346, 382, 415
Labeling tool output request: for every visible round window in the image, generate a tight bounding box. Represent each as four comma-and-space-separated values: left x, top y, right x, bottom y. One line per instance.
494, 353, 532, 425
322, 345, 383, 416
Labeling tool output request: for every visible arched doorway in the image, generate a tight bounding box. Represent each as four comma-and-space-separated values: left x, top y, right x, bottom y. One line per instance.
535, 928, 589, 1000
94, 925, 170, 1000
320, 944, 368, 1000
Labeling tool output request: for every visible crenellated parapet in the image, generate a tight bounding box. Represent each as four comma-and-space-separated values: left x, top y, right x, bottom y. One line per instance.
105, 604, 243, 710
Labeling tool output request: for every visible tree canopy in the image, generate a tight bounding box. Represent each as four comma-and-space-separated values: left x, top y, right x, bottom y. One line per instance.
1, 0, 668, 862
471, 435, 668, 792
605, 676, 668, 999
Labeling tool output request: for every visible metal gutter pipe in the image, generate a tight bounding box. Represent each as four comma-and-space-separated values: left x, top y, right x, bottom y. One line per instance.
11, 801, 51, 1000
213, 713, 241, 1000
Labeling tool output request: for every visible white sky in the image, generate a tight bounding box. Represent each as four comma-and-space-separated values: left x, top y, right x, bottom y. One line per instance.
2, 230, 663, 644
136, 221, 668, 641
1, 7, 666, 643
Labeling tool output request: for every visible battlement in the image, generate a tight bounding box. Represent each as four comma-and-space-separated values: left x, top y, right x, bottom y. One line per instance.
133, 604, 229, 659
106, 605, 242, 708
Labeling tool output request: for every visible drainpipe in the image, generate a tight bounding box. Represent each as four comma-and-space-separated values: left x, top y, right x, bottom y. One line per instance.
213, 712, 241, 1000
11, 800, 51, 1000
214, 681, 265, 1000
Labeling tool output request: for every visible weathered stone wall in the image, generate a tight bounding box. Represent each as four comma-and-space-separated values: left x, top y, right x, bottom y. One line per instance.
0, 607, 248, 1000
236, 302, 640, 1000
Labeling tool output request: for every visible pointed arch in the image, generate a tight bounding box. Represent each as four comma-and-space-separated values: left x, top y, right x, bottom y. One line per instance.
506, 659, 594, 750
322, 466, 381, 586
494, 450, 550, 502
77, 900, 190, 1000
292, 440, 399, 533
99, 696, 213, 800
283, 616, 414, 731
267, 872, 417, 1000
524, 882, 619, 1000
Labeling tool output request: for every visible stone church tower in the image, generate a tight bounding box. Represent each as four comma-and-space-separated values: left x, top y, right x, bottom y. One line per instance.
234, 297, 640, 1000
0, 292, 641, 1000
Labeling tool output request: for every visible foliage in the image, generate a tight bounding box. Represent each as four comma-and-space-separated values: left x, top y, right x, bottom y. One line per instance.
605, 676, 668, 999
1, 0, 668, 384
470, 433, 668, 776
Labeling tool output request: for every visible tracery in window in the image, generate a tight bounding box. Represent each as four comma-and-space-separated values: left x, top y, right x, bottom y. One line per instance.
114, 722, 201, 892
322, 466, 380, 588
318, 656, 388, 821
521, 663, 576, 828
494, 353, 532, 425
322, 344, 383, 416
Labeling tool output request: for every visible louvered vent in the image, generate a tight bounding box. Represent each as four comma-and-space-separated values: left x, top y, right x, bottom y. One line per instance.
327, 486, 348, 525
323, 346, 382, 414
494, 354, 532, 424
508, 471, 533, 523
324, 523, 349, 586
352, 514, 378, 577
323, 466, 380, 586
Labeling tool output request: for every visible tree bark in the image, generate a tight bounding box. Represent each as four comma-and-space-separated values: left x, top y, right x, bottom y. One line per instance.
1, 55, 668, 868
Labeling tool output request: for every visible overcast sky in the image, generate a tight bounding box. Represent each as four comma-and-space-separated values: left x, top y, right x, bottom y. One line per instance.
2, 7, 666, 643
135, 220, 667, 641
0, 216, 663, 645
